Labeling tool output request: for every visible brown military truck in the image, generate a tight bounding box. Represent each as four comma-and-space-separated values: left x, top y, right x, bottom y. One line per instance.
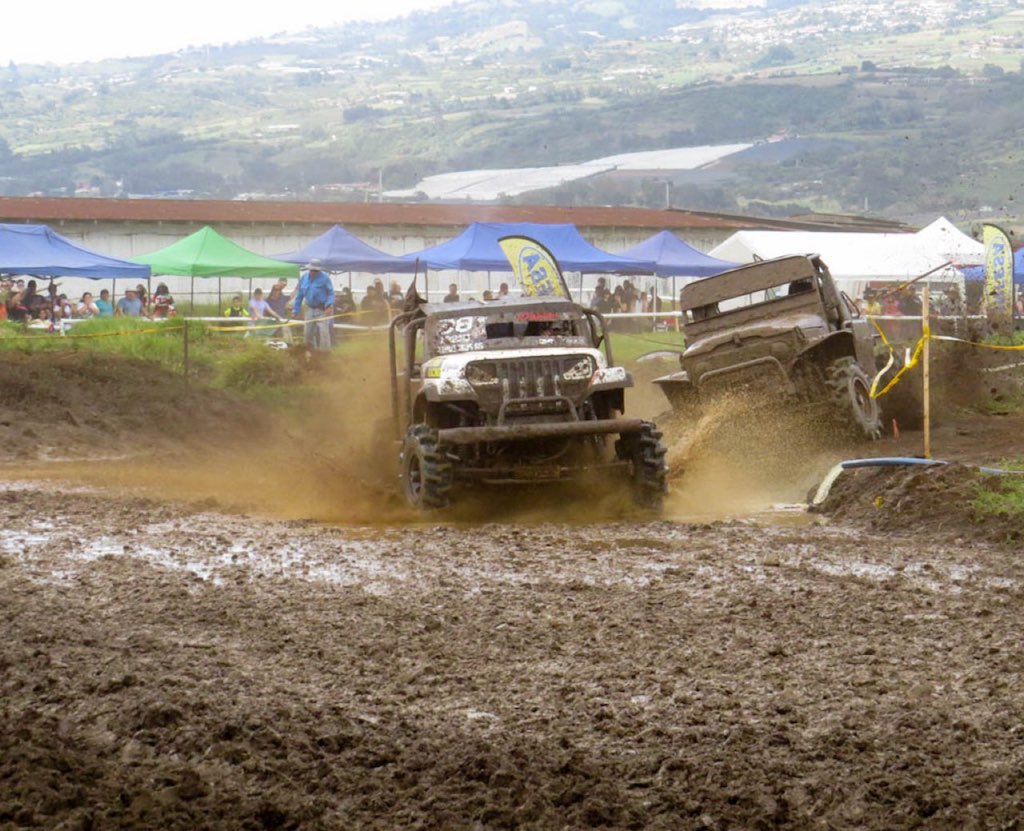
655, 254, 882, 439
389, 295, 668, 510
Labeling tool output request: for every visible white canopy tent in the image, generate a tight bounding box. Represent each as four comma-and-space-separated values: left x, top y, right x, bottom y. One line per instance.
914, 216, 985, 264
708, 217, 984, 298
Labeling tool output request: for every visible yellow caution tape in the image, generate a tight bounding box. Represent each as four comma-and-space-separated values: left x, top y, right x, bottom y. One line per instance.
871, 325, 929, 400
930, 334, 1024, 351
206, 320, 297, 333
868, 315, 1024, 398
207, 307, 392, 332
868, 317, 898, 399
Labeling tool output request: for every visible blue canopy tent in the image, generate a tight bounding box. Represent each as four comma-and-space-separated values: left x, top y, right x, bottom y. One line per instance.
271, 224, 419, 274
960, 248, 1024, 284
400, 222, 655, 302
618, 230, 740, 311
618, 231, 739, 278
961, 249, 1022, 317
401, 222, 655, 274
0, 223, 151, 279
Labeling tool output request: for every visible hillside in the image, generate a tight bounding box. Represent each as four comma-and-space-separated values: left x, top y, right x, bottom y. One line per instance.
0, 0, 1021, 226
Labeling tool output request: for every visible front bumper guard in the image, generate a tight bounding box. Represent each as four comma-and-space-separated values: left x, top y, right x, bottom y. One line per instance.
437, 417, 647, 446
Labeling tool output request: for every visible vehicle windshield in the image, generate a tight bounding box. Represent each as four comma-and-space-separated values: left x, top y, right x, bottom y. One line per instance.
687, 276, 821, 321
427, 310, 590, 355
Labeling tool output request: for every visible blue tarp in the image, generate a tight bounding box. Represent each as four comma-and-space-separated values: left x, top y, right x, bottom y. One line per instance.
400, 222, 655, 274
618, 230, 739, 278
272, 224, 418, 274
0, 223, 151, 279
960, 247, 1024, 284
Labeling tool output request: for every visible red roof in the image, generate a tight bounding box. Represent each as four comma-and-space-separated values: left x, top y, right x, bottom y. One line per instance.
0, 196, 772, 231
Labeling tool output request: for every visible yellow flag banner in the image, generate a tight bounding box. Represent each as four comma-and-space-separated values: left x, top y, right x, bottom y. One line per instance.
497, 236, 570, 298
983, 223, 1014, 319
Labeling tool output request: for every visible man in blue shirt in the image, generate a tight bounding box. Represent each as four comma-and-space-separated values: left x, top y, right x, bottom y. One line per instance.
115, 288, 144, 318
291, 259, 335, 355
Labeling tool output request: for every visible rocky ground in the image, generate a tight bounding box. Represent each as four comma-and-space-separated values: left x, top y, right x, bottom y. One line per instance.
2, 351, 1023, 829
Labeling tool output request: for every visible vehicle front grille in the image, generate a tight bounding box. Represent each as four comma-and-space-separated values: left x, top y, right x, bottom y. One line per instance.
468, 355, 594, 416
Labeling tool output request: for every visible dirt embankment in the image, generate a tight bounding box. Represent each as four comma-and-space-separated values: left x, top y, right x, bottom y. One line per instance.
0, 352, 270, 463
814, 462, 1023, 544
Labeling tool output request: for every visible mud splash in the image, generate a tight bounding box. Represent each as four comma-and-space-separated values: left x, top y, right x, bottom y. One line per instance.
660, 394, 848, 520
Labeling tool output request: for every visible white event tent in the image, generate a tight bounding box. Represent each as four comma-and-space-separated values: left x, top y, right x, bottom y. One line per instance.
709, 217, 984, 298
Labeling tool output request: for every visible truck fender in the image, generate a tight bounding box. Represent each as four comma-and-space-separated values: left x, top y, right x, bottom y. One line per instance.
794, 330, 856, 368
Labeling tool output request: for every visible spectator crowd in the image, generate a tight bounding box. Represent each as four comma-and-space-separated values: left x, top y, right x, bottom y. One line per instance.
3, 273, 1016, 334
0, 277, 176, 326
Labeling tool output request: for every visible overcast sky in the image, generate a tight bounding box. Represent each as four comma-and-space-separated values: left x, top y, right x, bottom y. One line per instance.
1, 0, 457, 66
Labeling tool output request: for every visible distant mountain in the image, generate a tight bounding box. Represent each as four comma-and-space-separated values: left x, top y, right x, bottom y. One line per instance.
0, 0, 1020, 226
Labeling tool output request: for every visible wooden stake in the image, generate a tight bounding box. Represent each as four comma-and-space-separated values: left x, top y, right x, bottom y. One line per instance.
922, 283, 931, 459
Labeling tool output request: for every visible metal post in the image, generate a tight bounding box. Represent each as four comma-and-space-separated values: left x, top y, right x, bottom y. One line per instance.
183, 320, 190, 395
217, 277, 222, 313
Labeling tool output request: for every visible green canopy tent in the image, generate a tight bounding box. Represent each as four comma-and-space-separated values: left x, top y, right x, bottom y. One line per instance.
134, 226, 300, 311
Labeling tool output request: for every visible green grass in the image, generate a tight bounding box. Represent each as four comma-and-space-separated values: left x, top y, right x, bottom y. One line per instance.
0, 317, 224, 375
985, 330, 1024, 347
0, 314, 396, 383
972, 460, 1024, 520
607, 330, 685, 366
982, 391, 1024, 416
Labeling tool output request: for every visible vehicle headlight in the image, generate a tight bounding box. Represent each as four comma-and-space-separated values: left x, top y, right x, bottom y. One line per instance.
561, 357, 595, 382
465, 362, 499, 385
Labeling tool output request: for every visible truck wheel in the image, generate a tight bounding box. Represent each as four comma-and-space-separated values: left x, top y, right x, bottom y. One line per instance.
400, 425, 452, 509
826, 358, 882, 440
617, 421, 668, 510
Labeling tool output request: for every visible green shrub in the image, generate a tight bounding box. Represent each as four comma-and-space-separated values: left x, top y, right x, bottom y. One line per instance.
217, 344, 296, 390
972, 460, 1024, 520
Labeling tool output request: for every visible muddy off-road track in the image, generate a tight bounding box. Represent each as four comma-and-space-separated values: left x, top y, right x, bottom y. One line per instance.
2, 352, 1024, 830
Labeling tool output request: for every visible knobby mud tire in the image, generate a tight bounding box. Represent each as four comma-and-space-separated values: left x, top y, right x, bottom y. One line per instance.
400, 425, 453, 509
617, 421, 668, 511
826, 357, 882, 440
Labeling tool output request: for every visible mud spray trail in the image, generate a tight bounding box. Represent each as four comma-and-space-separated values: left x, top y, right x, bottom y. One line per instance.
3, 352, 1024, 828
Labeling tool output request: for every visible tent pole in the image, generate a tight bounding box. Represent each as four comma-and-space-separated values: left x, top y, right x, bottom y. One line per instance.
112, 278, 117, 306
673, 275, 679, 332
190, 277, 195, 315
218, 277, 222, 313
